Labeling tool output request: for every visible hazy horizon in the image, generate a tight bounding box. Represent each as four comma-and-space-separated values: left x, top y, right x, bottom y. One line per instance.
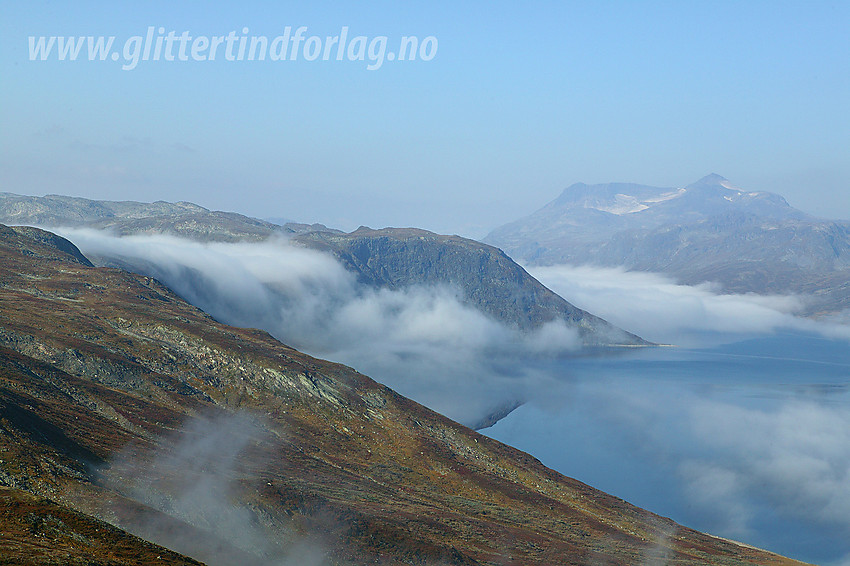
2, 2, 848, 238
3, 169, 848, 241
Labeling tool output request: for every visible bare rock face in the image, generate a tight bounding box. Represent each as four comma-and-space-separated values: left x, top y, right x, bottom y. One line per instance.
293, 227, 648, 345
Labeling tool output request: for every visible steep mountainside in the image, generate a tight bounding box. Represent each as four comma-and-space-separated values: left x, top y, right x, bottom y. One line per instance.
0, 192, 646, 346
292, 227, 646, 345
485, 175, 850, 315
0, 224, 805, 565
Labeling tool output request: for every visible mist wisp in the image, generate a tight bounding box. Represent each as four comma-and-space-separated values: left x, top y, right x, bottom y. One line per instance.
102, 411, 329, 566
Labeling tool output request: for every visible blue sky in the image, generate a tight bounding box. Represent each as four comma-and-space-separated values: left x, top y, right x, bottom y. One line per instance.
1, 1, 848, 236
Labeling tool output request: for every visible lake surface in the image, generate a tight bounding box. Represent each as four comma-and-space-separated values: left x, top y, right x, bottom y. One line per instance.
485, 331, 850, 565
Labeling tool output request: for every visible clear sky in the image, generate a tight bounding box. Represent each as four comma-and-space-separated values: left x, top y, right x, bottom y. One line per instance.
1, 1, 848, 237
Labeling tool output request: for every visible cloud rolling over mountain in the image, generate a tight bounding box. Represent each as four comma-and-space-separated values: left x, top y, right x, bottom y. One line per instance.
53, 228, 582, 428
525, 264, 850, 346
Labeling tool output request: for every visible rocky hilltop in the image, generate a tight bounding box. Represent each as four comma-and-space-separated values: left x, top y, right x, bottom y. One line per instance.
0, 192, 286, 242
486, 175, 850, 315
0, 223, 804, 565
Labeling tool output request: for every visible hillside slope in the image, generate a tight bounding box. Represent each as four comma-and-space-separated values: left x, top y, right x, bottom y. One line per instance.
0, 486, 203, 565
0, 223, 804, 565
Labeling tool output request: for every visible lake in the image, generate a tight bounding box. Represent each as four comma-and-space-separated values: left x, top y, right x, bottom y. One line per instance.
485, 331, 850, 565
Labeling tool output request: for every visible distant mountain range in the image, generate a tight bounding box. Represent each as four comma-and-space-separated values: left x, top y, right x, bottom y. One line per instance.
0, 192, 283, 241
0, 192, 646, 347
0, 223, 803, 565
485, 174, 850, 316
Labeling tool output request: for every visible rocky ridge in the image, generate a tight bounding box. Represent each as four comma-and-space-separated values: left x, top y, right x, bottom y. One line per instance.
291, 226, 646, 345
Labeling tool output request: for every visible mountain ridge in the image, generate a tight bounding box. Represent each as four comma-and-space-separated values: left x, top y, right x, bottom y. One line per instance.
0, 192, 647, 346
0, 192, 287, 242
291, 226, 646, 345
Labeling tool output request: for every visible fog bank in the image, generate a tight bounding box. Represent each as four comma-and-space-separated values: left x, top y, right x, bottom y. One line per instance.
55, 229, 578, 427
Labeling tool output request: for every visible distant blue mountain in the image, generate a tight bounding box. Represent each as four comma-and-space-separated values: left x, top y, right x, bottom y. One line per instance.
485, 175, 850, 315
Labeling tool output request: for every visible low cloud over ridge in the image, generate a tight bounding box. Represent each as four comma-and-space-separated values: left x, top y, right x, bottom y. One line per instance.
54, 228, 579, 427
526, 264, 850, 345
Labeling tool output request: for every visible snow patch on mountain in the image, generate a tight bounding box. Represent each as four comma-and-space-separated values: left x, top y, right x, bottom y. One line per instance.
589, 194, 648, 215
586, 188, 686, 215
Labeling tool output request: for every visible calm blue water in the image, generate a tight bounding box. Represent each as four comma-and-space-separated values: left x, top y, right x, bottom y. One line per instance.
485, 331, 850, 565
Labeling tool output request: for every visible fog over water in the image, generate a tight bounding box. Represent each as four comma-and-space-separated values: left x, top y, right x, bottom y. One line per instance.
526, 264, 850, 346
492, 266, 850, 565
486, 333, 850, 565
55, 228, 850, 565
